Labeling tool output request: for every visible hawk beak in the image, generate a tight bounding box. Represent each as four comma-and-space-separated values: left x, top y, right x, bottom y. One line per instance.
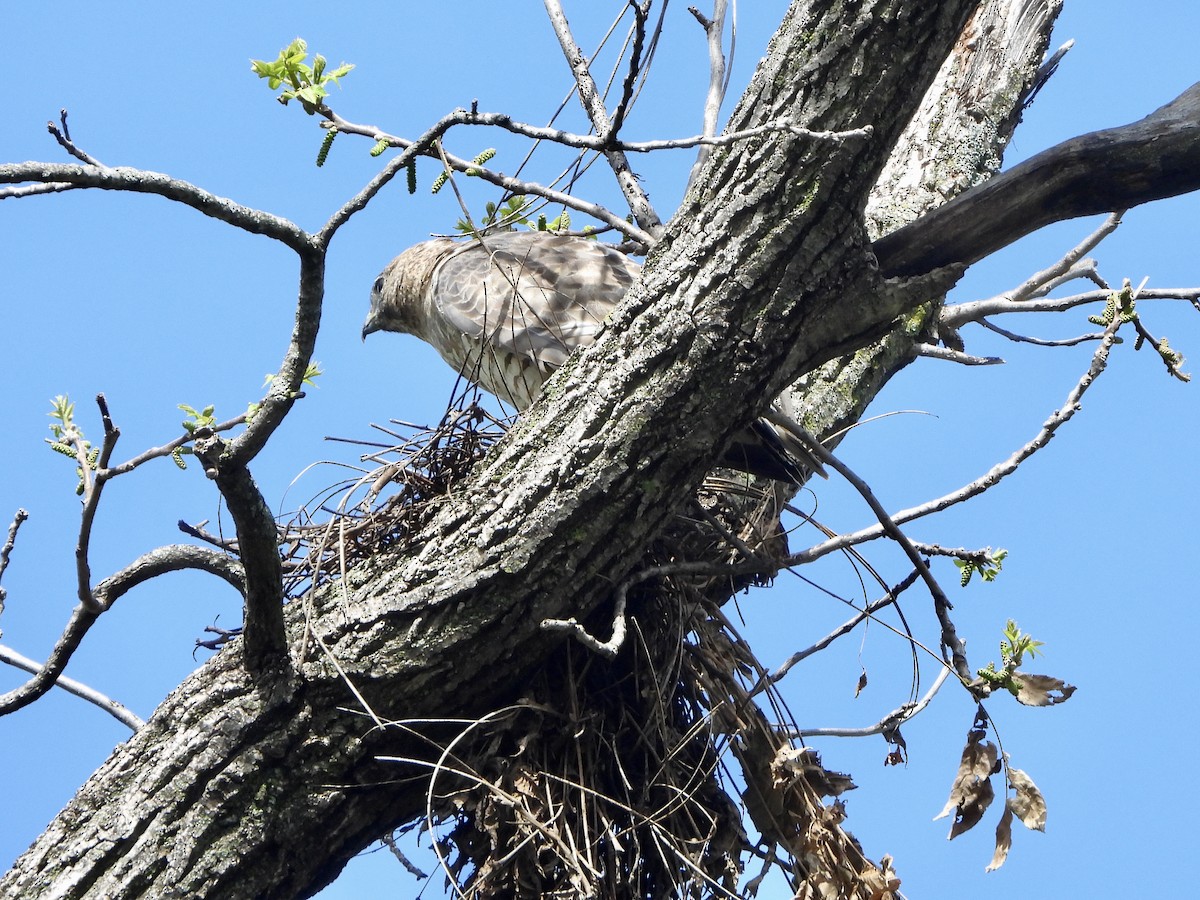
361, 315, 378, 342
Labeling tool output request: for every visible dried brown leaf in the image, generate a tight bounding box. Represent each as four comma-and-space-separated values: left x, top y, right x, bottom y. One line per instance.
934, 729, 998, 838
986, 804, 1014, 872
861, 853, 903, 899
855, 670, 868, 697
1007, 765, 1047, 831
950, 775, 994, 839
773, 746, 858, 798
1013, 672, 1076, 706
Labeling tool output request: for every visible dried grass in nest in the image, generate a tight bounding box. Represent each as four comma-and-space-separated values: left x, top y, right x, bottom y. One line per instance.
403, 574, 894, 898
276, 397, 896, 897
276, 396, 509, 598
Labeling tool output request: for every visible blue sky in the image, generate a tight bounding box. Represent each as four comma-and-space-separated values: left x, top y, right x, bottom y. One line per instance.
2, 3, 1197, 897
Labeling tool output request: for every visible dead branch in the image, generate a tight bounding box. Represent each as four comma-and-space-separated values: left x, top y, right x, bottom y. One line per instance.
875, 82, 1200, 276
685, 0, 732, 197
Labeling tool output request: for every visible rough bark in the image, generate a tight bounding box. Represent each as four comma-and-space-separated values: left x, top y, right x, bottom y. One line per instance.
788, 0, 1065, 444
3, 1, 1179, 897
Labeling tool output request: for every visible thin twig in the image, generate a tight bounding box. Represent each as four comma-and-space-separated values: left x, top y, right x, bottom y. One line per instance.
0, 509, 29, 614
978, 318, 1107, 347
790, 665, 952, 738
764, 568, 923, 686
790, 315, 1126, 568
316, 109, 467, 247
0, 181, 83, 200
608, 1, 649, 138
0, 644, 144, 731
47, 109, 104, 166
106, 413, 248, 477
797, 436, 971, 681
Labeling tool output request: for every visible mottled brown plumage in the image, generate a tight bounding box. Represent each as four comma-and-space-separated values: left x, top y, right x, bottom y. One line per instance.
363, 231, 821, 482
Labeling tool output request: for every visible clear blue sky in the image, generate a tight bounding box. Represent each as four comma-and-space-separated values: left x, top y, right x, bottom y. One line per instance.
2, 3, 1197, 897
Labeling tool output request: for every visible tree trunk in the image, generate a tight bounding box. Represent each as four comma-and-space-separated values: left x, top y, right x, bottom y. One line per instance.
1, 2, 1074, 897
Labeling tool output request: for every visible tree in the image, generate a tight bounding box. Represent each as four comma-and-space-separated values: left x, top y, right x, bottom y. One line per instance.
2, 2, 1198, 897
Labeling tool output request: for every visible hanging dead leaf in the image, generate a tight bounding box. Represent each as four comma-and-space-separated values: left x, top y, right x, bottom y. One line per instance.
1012, 672, 1076, 706
985, 804, 1014, 872
855, 670, 868, 697
1007, 765, 1047, 831
881, 723, 907, 765
934, 729, 998, 838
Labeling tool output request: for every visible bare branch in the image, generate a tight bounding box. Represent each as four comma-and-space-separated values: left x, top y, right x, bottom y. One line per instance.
765, 568, 923, 686
685, 0, 731, 196
223, 253, 322, 470
106, 413, 248, 477
0, 644, 144, 731
798, 433, 971, 682
316, 109, 473, 246
978, 318, 1107, 348
608, 1, 649, 138
192, 430, 286, 672
432, 108, 870, 154
322, 102, 864, 250
945, 286, 1200, 329
324, 108, 655, 245
0, 508, 29, 614
0, 544, 244, 717
93, 543, 246, 606
0, 181, 83, 200
1023, 39, 1074, 110
1004, 212, 1124, 304
543, 0, 665, 237
915, 344, 1004, 365
0, 163, 313, 252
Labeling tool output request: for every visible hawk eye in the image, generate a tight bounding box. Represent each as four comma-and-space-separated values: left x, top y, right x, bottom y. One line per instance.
372, 276, 384, 295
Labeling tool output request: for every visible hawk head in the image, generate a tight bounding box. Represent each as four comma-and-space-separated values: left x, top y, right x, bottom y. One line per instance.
361, 238, 457, 341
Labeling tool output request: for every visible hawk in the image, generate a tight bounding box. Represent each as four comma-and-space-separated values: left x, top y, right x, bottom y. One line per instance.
362, 230, 821, 482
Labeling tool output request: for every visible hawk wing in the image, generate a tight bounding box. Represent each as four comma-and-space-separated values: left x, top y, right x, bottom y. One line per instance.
430, 232, 641, 373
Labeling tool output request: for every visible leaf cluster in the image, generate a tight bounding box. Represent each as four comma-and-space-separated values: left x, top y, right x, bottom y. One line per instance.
45, 395, 97, 495
251, 38, 353, 114
975, 619, 1073, 707
954, 547, 1007, 586
454, 194, 579, 236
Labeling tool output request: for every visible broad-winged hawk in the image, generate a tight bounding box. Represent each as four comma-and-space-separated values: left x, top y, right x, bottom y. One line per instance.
362, 231, 819, 482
